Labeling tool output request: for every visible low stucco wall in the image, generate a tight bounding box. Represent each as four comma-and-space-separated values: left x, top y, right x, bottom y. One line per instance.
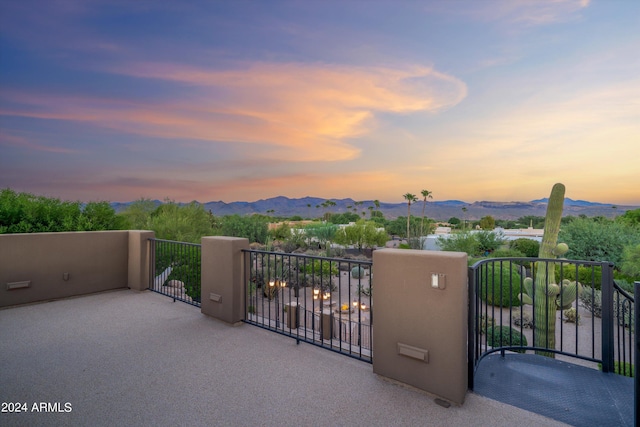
372, 248, 468, 404
0, 231, 152, 308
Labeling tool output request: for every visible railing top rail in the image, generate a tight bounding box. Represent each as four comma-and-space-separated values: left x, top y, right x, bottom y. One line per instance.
613, 279, 635, 302
469, 257, 614, 269
148, 237, 201, 247
243, 248, 373, 265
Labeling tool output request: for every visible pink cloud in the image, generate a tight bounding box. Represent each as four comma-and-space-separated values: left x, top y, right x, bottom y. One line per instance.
429, 0, 590, 27
0, 132, 79, 154
0, 62, 466, 163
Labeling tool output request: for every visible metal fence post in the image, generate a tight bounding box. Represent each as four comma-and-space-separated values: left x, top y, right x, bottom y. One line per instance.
601, 262, 615, 373
634, 281, 639, 427
467, 266, 476, 391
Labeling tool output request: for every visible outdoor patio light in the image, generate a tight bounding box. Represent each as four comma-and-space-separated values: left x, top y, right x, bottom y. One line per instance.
312, 288, 330, 302
269, 280, 275, 288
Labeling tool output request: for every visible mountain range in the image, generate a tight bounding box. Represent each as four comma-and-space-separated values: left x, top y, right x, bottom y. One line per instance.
110, 196, 638, 221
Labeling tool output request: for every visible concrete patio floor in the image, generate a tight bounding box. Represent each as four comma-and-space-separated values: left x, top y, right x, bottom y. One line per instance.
0, 289, 567, 427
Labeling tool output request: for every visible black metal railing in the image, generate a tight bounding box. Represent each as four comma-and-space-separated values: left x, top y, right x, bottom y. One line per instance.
634, 282, 639, 426
148, 238, 201, 307
613, 281, 635, 377
243, 249, 373, 362
468, 257, 635, 389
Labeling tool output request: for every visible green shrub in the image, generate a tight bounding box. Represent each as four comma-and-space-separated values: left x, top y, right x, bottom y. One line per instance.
437, 231, 479, 256
489, 248, 525, 258
559, 217, 640, 267
300, 259, 339, 277
160, 245, 201, 301
479, 262, 523, 307
479, 315, 495, 335
510, 238, 540, 258
476, 230, 506, 254
621, 243, 640, 279
557, 264, 602, 290
0, 188, 125, 233
486, 326, 528, 353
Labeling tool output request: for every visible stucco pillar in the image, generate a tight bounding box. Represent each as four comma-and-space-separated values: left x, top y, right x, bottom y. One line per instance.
201, 236, 249, 324
127, 231, 154, 291
372, 249, 468, 405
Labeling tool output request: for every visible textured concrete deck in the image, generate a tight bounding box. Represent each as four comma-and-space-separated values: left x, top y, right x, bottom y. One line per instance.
0, 289, 566, 427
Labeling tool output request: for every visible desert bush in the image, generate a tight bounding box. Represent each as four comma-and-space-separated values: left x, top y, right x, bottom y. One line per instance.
510, 238, 540, 258
357, 284, 372, 297
563, 308, 580, 324
620, 243, 640, 279
0, 188, 125, 233
300, 259, 339, 277
479, 315, 495, 334
559, 217, 640, 266
486, 326, 528, 353
512, 309, 534, 329
476, 230, 506, 254
149, 201, 214, 243
269, 223, 291, 240
479, 262, 523, 307
557, 264, 602, 290
489, 248, 525, 258
579, 288, 602, 318
218, 214, 268, 244
437, 231, 479, 256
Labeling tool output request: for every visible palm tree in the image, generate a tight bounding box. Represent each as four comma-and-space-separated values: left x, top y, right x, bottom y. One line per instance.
322, 200, 336, 221
403, 193, 417, 239
420, 190, 433, 236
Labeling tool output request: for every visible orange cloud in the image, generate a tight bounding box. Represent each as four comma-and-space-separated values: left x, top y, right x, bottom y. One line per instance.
0, 62, 466, 162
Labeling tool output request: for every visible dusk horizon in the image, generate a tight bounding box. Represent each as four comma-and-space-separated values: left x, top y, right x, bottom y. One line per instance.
2, 1, 639, 205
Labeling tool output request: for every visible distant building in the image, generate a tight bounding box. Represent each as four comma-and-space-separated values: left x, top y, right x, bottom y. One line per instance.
422, 227, 543, 251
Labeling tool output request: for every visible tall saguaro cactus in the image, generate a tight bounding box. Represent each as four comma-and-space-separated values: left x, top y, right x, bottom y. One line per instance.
518, 183, 580, 357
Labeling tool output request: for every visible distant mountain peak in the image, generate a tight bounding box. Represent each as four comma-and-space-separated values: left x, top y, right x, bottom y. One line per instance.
530, 197, 612, 207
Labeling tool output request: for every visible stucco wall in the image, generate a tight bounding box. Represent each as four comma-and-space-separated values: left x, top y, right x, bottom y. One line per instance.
372, 248, 468, 404
0, 231, 148, 308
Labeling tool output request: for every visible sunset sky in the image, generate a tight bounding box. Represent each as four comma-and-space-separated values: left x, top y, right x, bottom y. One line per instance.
1, 0, 639, 205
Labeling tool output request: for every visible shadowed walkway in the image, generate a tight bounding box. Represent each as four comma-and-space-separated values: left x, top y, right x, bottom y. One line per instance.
474, 353, 634, 427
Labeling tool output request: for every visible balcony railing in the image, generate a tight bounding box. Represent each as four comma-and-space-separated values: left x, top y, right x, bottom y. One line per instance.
243, 249, 373, 362
468, 257, 635, 382
149, 238, 201, 307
